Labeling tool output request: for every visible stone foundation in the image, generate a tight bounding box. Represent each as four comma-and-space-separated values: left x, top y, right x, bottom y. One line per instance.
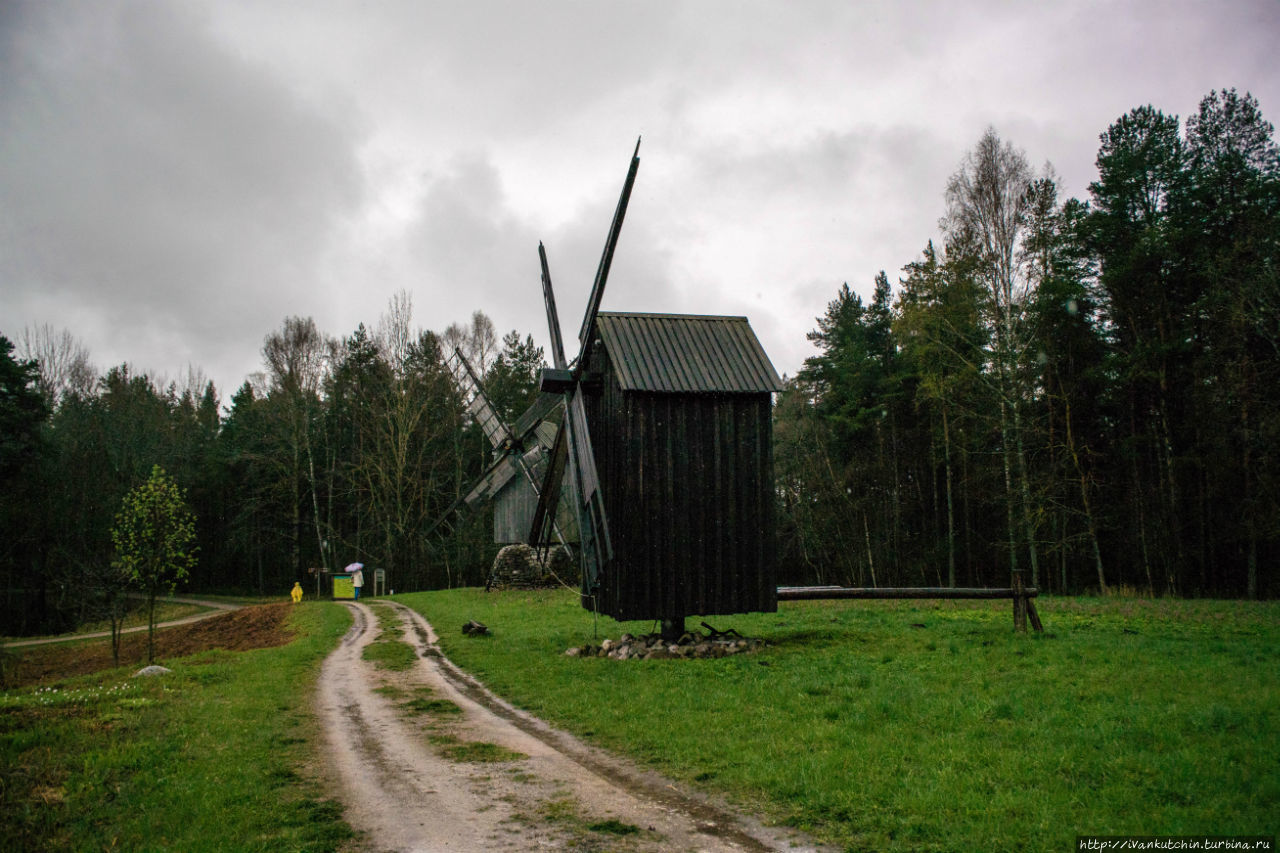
487, 544, 575, 590
565, 628, 764, 661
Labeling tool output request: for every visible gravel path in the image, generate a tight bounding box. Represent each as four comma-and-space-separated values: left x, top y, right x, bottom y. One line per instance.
318, 600, 829, 853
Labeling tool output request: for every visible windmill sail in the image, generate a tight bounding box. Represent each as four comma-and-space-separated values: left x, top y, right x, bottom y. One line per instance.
445, 347, 513, 450
427, 348, 575, 552
533, 140, 640, 596
436, 138, 641, 595
579, 137, 641, 353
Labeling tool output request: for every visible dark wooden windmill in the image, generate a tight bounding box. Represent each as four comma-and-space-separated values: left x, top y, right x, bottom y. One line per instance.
529, 140, 783, 639
435, 141, 1044, 637
426, 348, 576, 551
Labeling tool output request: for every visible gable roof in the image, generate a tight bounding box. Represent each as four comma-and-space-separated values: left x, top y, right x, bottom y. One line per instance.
594, 312, 783, 394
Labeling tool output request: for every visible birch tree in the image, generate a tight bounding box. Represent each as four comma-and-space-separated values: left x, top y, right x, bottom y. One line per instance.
943, 128, 1043, 584
262, 317, 331, 575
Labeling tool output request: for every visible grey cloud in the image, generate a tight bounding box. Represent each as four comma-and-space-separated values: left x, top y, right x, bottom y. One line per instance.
0, 0, 362, 391
403, 153, 545, 335
3, 0, 1276, 394
398, 147, 679, 360
545, 188, 679, 322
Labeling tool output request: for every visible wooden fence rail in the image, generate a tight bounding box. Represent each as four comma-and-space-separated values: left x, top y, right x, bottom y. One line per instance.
777, 573, 1043, 633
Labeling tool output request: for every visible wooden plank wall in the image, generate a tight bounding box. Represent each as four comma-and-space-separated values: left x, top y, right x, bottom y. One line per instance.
494, 483, 537, 544
585, 348, 778, 621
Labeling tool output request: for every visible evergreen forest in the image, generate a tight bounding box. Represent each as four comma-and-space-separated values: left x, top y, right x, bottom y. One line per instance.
3, 89, 1277, 635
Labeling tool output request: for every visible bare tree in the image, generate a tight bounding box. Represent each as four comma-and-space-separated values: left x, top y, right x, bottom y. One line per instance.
262, 317, 332, 574
18, 324, 96, 406
263, 317, 328, 399
177, 365, 212, 407
442, 310, 498, 376
378, 290, 415, 370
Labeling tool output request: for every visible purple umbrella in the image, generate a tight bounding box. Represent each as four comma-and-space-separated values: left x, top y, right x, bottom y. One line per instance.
344, 562, 363, 573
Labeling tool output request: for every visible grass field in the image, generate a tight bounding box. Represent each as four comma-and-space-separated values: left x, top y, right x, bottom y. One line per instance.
401, 589, 1278, 852
0, 602, 354, 852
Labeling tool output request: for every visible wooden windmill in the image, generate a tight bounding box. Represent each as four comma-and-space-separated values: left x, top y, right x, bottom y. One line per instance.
433, 141, 781, 638
426, 349, 576, 552
529, 141, 783, 639
436, 142, 1045, 637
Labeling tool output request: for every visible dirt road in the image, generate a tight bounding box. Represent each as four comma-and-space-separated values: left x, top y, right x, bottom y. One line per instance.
2, 596, 242, 649
318, 600, 828, 853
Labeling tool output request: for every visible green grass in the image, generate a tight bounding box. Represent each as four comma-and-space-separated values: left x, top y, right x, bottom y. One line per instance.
400, 588, 1279, 852
0, 602, 355, 852
585, 817, 641, 835
405, 695, 463, 715
361, 603, 417, 671
516, 794, 652, 849
427, 732, 526, 763
385, 684, 463, 717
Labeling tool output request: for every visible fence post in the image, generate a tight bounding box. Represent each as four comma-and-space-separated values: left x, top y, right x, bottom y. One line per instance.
1012, 569, 1027, 633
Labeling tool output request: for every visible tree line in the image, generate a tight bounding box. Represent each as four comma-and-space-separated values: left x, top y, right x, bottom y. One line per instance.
2, 88, 1274, 635
776, 89, 1278, 599
1, 299, 544, 634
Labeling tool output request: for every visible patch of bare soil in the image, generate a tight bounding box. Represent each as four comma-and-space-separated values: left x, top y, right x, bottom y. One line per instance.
319, 601, 831, 853
2, 603, 294, 688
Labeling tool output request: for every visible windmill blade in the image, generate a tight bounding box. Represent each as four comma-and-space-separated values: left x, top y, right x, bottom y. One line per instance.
463, 455, 522, 507
528, 419, 569, 546
510, 392, 562, 443
528, 389, 610, 587
425, 416, 564, 543
445, 347, 514, 450
506, 394, 569, 512
426, 393, 563, 542
530, 248, 586, 556
423, 449, 523, 538
526, 415, 582, 548
539, 242, 568, 371
530, 139, 636, 593
577, 137, 641, 363
563, 387, 613, 592
566, 390, 601, 502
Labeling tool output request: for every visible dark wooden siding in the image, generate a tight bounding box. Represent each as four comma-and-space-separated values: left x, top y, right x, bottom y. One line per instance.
583, 344, 778, 621
494, 482, 536, 544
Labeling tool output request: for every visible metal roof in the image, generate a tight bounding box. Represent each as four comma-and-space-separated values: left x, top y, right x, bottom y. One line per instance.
594, 312, 783, 394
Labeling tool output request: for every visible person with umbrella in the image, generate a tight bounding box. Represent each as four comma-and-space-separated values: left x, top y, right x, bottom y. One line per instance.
345, 562, 365, 599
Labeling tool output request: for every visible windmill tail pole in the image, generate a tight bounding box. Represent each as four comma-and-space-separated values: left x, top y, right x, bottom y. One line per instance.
776, 584, 1043, 633
776, 586, 1040, 600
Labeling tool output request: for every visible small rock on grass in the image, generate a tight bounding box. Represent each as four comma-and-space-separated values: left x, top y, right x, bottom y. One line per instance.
134, 665, 172, 677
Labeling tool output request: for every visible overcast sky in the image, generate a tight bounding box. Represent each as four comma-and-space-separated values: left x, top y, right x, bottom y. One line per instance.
3, 0, 1277, 401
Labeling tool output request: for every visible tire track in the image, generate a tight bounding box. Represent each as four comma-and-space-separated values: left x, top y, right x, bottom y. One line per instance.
317, 600, 830, 853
